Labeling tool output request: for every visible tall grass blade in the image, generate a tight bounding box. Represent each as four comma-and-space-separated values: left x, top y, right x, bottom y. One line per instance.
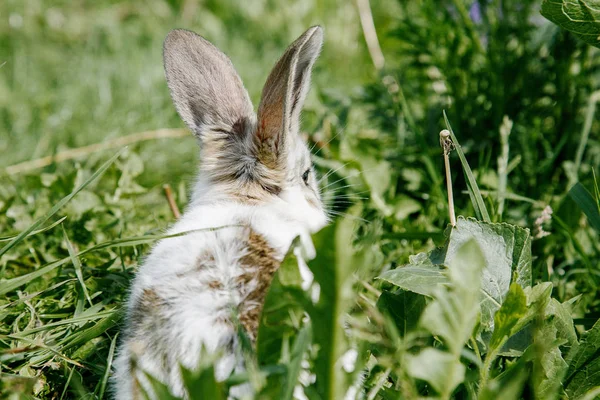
443, 111, 491, 222
62, 225, 93, 306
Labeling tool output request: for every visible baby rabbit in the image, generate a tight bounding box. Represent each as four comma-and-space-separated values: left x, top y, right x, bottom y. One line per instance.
112, 26, 328, 399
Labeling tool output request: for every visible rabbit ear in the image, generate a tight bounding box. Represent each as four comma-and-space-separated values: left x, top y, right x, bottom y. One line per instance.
256, 26, 323, 151
163, 29, 254, 138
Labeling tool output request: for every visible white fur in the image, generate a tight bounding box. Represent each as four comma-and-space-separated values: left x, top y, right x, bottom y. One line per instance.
112, 190, 326, 398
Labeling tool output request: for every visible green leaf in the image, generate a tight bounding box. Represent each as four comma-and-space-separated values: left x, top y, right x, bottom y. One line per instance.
568, 182, 600, 233
488, 283, 528, 352
377, 265, 448, 297
378, 217, 533, 337
257, 243, 308, 366
485, 283, 553, 366
421, 239, 484, 355
307, 210, 372, 400
141, 372, 182, 400
281, 322, 312, 400
376, 289, 427, 337
443, 111, 491, 222
406, 348, 465, 396
445, 217, 532, 332
180, 363, 225, 400
564, 319, 600, 398
541, 0, 600, 49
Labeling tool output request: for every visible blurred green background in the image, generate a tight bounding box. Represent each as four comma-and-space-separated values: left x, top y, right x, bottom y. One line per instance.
0, 0, 397, 173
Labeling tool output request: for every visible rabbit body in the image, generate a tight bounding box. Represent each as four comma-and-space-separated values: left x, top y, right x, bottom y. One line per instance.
112, 26, 326, 399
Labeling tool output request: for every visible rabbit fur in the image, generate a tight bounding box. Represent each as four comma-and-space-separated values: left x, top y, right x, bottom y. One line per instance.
111, 26, 327, 399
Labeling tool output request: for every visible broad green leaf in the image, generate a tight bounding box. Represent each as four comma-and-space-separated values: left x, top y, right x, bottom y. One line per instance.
377, 265, 448, 297
376, 289, 427, 337
307, 210, 372, 400
378, 217, 533, 338
413, 240, 484, 398
180, 363, 225, 400
421, 239, 484, 355
445, 217, 532, 332
406, 348, 465, 396
568, 182, 600, 233
541, 0, 600, 49
564, 319, 600, 398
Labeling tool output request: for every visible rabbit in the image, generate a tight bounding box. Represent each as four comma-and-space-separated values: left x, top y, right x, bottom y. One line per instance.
111, 25, 328, 399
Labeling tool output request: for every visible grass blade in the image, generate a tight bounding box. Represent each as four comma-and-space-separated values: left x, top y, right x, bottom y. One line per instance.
0, 149, 124, 258
0, 216, 67, 242
568, 182, 600, 234
443, 111, 491, 222
62, 225, 93, 306
97, 332, 118, 400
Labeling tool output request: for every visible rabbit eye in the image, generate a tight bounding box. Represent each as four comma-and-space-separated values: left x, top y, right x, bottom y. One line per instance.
302, 169, 310, 185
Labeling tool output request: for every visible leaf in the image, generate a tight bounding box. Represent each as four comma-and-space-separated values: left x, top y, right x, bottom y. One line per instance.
378, 217, 533, 338
486, 283, 553, 364
141, 372, 182, 400
307, 210, 372, 400
281, 322, 312, 400
445, 217, 532, 332
534, 319, 569, 399
564, 319, 600, 398
377, 265, 448, 297
180, 363, 225, 400
406, 348, 465, 396
410, 240, 484, 398
541, 0, 600, 49
257, 244, 308, 366
421, 239, 484, 355
478, 361, 529, 400
376, 289, 427, 337
62, 225, 93, 307
488, 283, 528, 352
568, 182, 600, 233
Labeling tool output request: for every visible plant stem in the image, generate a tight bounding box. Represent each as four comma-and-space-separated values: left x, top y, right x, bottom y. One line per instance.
163, 184, 181, 219
497, 116, 513, 219
441, 129, 456, 226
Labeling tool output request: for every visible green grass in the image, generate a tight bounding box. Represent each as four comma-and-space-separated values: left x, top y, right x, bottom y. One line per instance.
1, 0, 600, 399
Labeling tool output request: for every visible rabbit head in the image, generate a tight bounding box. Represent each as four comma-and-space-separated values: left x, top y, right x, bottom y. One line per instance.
163, 26, 327, 234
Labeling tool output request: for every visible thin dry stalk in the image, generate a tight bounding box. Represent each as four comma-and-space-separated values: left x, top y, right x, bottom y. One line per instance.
4, 128, 188, 175
163, 184, 181, 219
356, 0, 385, 71
440, 129, 456, 226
